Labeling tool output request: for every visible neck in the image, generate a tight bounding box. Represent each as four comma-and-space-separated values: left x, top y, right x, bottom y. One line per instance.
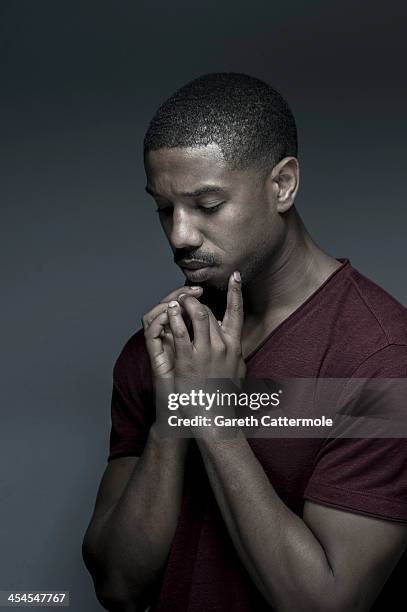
243, 208, 341, 320
202, 208, 341, 323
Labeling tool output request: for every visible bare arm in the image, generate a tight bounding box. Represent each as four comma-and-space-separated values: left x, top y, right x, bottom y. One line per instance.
196, 432, 407, 612
83, 284, 201, 610
82, 426, 188, 611
165, 278, 407, 611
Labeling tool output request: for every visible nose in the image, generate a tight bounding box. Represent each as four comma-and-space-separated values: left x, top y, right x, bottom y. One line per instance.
168, 207, 203, 250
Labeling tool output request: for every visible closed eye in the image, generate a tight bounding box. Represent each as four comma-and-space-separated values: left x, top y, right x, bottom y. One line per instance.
155, 202, 225, 215
200, 202, 224, 214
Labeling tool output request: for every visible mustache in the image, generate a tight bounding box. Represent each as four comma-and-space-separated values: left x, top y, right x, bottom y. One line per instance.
174, 250, 219, 266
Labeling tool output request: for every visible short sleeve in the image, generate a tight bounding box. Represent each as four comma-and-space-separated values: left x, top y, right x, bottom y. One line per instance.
108, 329, 155, 462
304, 344, 407, 522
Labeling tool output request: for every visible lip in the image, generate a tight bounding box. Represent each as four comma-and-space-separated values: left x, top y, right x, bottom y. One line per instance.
179, 261, 212, 270
180, 265, 214, 282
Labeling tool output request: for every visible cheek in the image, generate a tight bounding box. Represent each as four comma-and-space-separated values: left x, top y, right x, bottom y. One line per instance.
211, 201, 274, 257
226, 207, 270, 245
214, 217, 250, 255
221, 207, 251, 237
236, 213, 281, 269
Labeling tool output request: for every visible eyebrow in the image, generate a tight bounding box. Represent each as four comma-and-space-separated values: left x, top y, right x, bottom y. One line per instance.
145, 185, 225, 198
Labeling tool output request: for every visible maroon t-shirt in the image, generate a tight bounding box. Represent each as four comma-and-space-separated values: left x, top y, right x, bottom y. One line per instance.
108, 259, 407, 611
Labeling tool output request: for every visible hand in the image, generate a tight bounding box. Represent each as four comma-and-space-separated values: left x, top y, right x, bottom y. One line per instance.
143, 285, 203, 379
166, 271, 247, 382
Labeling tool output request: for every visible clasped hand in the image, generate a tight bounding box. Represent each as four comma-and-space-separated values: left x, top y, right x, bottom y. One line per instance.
143, 272, 247, 385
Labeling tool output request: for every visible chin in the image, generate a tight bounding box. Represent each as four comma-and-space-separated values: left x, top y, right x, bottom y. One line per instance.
199, 276, 230, 292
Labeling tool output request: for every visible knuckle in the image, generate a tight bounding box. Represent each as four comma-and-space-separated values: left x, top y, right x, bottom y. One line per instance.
229, 301, 242, 313
180, 295, 195, 306
161, 287, 187, 303
178, 295, 190, 307
196, 309, 209, 320
173, 328, 188, 339
142, 319, 152, 334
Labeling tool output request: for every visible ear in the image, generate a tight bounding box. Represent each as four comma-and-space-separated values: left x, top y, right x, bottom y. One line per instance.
268, 157, 299, 213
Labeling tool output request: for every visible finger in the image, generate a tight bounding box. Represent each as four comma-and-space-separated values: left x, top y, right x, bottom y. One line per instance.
142, 286, 202, 330
144, 311, 169, 360
157, 324, 176, 363
178, 295, 211, 349
161, 287, 201, 332
162, 328, 175, 354
207, 309, 227, 350
221, 271, 244, 339
160, 285, 203, 304
166, 300, 192, 357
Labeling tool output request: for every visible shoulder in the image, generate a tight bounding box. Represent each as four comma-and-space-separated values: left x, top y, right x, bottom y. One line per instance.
109, 329, 154, 462
114, 328, 148, 367
346, 266, 407, 346
113, 328, 152, 390
320, 263, 407, 375
344, 266, 407, 375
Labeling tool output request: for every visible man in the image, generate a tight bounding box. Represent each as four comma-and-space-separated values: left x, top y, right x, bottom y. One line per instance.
82, 73, 407, 611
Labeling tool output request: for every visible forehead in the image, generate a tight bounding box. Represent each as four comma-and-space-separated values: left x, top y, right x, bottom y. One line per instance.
145, 144, 236, 196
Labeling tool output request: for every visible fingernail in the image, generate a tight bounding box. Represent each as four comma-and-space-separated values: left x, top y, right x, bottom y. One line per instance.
233, 271, 241, 282
168, 300, 178, 308
189, 286, 202, 292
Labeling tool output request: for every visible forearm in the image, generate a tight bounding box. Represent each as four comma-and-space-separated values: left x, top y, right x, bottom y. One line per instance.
196, 431, 337, 612
86, 426, 188, 608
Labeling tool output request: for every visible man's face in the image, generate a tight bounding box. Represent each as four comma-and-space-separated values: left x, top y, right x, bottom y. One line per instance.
144, 143, 283, 291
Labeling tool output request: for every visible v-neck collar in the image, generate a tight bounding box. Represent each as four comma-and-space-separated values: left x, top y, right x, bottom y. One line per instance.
243, 258, 350, 363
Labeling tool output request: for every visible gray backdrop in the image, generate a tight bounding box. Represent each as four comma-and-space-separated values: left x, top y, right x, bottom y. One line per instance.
1, 1, 406, 610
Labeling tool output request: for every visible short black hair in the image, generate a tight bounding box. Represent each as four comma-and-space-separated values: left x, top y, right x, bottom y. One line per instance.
144, 72, 298, 172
